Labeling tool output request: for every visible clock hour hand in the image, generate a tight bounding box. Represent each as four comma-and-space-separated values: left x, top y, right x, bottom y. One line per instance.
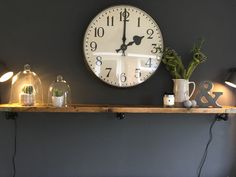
116, 35, 144, 53
132, 35, 144, 45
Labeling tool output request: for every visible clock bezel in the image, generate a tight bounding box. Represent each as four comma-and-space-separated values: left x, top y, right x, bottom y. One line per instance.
83, 4, 164, 88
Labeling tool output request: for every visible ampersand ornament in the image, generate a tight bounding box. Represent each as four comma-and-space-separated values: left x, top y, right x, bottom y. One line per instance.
195, 81, 223, 108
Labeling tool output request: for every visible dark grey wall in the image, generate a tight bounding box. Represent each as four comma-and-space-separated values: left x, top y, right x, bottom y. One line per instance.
0, 0, 236, 177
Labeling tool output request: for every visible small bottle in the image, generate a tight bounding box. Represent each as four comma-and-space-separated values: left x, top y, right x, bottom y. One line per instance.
163, 93, 175, 107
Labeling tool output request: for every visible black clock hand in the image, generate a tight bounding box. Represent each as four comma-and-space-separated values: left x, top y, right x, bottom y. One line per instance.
116, 35, 144, 53
132, 35, 144, 45
121, 8, 127, 55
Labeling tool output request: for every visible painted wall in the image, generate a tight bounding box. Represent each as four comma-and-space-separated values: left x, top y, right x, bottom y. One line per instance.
0, 0, 236, 177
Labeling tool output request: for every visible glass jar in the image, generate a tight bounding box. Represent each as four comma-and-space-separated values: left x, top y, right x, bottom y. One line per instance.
48, 75, 71, 107
163, 93, 175, 107
9, 64, 43, 106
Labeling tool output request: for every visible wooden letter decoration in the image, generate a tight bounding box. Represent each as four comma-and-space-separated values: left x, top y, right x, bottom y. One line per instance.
195, 81, 223, 108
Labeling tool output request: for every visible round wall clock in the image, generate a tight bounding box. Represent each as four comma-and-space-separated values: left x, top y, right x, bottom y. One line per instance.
83, 5, 163, 87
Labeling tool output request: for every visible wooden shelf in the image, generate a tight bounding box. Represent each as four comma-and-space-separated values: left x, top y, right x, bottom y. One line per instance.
0, 104, 236, 114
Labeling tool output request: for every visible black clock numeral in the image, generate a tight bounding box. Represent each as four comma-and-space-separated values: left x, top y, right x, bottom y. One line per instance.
107, 16, 114, 26
94, 27, 104, 37
135, 68, 141, 78
120, 73, 127, 82
145, 58, 152, 68
151, 44, 158, 54
147, 29, 154, 39
95, 56, 102, 66
151, 44, 162, 54
90, 41, 97, 51
120, 10, 130, 21
137, 17, 141, 27
105, 68, 112, 77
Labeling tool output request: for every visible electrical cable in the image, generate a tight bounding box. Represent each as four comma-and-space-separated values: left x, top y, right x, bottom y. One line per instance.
197, 117, 217, 177
12, 118, 17, 177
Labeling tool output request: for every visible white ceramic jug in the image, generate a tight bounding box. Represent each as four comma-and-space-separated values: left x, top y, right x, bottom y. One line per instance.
173, 79, 196, 103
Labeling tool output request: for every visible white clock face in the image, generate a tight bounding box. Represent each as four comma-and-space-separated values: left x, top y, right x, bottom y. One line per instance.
83, 5, 163, 87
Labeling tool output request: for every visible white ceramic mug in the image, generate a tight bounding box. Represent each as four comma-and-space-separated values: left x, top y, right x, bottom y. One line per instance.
173, 79, 196, 103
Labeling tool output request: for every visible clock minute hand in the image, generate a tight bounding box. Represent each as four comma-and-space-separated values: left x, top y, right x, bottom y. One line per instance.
122, 9, 127, 44
121, 8, 127, 55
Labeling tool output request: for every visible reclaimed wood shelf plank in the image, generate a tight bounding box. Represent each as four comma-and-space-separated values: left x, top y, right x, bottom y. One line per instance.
0, 104, 235, 114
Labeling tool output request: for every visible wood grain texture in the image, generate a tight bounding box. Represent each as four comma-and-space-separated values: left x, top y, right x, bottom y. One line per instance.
0, 104, 235, 114
0, 104, 108, 113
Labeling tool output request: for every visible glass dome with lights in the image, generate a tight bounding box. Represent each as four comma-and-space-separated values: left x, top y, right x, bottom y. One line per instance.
48, 75, 71, 107
9, 64, 43, 106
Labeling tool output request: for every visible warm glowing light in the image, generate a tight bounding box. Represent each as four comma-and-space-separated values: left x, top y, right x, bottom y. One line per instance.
225, 81, 236, 88
12, 75, 18, 84
0, 71, 14, 82
213, 83, 235, 106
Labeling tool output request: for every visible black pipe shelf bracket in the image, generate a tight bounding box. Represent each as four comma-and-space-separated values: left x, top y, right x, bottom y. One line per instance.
5, 112, 18, 120
116, 113, 126, 119
215, 113, 229, 121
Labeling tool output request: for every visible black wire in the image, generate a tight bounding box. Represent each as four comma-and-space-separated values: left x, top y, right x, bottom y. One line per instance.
197, 117, 217, 177
12, 118, 17, 177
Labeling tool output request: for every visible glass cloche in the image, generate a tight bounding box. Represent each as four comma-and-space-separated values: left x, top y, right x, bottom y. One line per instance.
48, 75, 71, 107
10, 64, 43, 106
